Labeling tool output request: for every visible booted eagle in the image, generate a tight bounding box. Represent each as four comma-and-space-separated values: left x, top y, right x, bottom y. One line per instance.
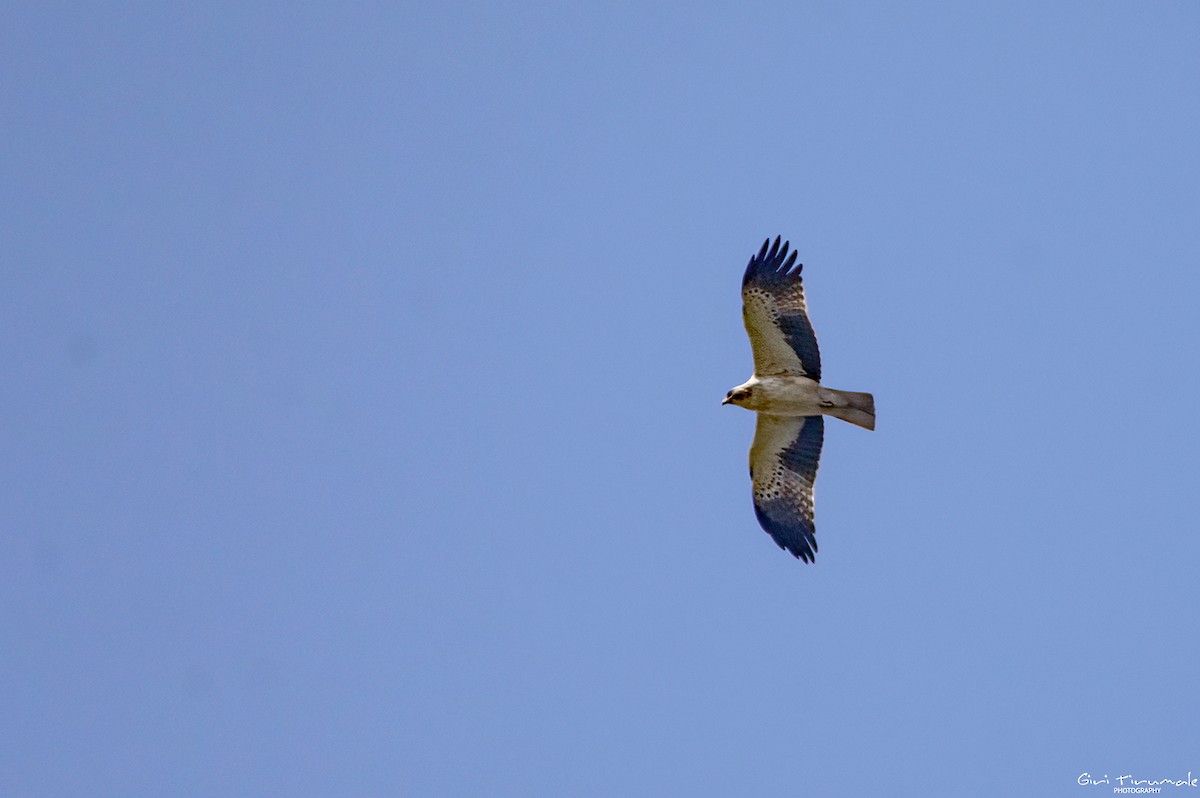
723, 237, 875, 562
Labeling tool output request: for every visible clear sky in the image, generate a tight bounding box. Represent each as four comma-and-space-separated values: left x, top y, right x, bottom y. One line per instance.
3, 2, 1199, 796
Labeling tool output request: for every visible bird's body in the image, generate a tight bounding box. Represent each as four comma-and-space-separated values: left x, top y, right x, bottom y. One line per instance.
727, 375, 822, 415
724, 237, 875, 562
726, 374, 875, 429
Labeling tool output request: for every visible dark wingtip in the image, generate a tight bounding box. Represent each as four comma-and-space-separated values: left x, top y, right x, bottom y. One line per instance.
745, 236, 805, 286
795, 540, 817, 563
757, 505, 818, 563
792, 544, 815, 564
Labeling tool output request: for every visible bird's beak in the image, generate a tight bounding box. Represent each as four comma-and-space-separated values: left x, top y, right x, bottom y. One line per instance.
721, 396, 731, 406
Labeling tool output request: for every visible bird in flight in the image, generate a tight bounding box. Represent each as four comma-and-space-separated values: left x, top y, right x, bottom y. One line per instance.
723, 236, 875, 562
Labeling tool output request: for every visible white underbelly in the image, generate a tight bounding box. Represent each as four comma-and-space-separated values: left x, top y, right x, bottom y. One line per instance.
755, 376, 824, 416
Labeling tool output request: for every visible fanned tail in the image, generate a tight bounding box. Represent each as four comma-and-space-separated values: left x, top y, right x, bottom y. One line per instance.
822, 389, 875, 431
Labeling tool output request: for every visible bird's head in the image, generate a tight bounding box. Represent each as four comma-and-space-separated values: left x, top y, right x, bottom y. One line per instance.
722, 385, 755, 408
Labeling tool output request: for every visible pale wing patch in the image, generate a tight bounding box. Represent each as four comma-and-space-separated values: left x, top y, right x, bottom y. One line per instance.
749, 414, 824, 562
743, 286, 810, 377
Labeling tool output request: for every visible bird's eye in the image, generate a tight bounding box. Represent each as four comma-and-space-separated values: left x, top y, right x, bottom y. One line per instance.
726, 390, 733, 398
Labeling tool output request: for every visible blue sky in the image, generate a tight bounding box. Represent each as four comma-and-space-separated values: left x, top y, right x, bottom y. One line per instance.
3, 2, 1199, 796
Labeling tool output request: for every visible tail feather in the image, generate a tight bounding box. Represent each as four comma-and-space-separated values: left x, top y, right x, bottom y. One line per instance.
823, 389, 875, 430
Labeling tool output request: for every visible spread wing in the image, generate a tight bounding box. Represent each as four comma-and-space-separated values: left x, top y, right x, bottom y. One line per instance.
741, 236, 821, 379
749, 414, 824, 562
